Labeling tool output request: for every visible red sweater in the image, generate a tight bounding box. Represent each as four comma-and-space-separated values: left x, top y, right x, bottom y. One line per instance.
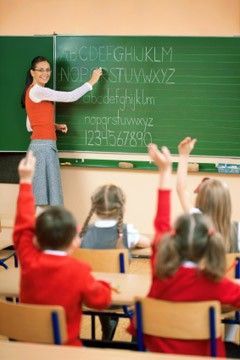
13, 184, 111, 346
129, 190, 240, 357
25, 85, 56, 140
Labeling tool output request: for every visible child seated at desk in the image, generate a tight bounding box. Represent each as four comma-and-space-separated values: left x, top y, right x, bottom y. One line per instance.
80, 184, 150, 341
128, 143, 240, 357
13, 151, 111, 346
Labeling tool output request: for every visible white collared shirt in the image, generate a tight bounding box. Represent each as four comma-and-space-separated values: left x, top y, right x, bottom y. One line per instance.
43, 249, 67, 256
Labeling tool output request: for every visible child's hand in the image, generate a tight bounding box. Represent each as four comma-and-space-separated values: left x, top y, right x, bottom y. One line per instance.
18, 151, 36, 184
148, 143, 172, 170
178, 137, 197, 156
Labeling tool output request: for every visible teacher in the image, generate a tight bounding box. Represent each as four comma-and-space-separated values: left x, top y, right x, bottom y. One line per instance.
21, 56, 102, 211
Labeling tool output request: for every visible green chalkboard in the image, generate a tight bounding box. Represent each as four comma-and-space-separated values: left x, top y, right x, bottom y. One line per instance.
56, 36, 240, 156
0, 36, 53, 151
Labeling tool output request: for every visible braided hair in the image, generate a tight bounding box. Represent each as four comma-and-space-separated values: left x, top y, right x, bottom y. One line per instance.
80, 184, 126, 247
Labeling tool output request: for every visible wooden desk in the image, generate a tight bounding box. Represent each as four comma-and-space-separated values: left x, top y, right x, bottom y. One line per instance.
0, 268, 239, 306
0, 341, 231, 360
0, 268, 151, 306
93, 272, 150, 306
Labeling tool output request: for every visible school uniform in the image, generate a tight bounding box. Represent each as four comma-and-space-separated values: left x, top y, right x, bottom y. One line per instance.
81, 219, 140, 249
129, 189, 240, 357
13, 183, 111, 346
81, 219, 140, 340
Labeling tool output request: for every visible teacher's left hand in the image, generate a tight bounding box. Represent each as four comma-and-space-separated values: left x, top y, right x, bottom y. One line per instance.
56, 124, 68, 133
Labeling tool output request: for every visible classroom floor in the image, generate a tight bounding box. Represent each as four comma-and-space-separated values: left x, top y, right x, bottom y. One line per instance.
0, 251, 151, 343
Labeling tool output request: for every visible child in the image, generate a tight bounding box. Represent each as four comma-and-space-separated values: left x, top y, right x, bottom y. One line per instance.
128, 143, 240, 357
80, 184, 150, 249
13, 151, 111, 346
176, 137, 240, 253
80, 184, 150, 340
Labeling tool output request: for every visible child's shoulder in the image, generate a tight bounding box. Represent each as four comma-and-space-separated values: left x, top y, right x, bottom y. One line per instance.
67, 255, 92, 273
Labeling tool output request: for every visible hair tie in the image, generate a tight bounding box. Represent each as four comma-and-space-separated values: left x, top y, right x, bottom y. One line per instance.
208, 228, 215, 236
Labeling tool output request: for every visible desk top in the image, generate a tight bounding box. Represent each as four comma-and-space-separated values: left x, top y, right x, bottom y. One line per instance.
93, 272, 150, 305
0, 268, 151, 306
0, 341, 232, 360
0, 267, 239, 306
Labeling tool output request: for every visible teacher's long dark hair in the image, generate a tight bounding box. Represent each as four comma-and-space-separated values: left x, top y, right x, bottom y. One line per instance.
21, 56, 49, 108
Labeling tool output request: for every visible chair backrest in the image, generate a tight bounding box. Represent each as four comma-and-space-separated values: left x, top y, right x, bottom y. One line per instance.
135, 297, 221, 356
225, 253, 240, 280
72, 248, 129, 273
0, 299, 67, 344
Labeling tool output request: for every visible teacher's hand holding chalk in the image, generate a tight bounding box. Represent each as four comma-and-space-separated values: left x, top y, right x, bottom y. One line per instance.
88, 67, 103, 86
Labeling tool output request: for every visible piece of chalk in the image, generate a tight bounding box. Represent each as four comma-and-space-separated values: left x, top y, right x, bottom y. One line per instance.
187, 163, 199, 172
60, 162, 71, 166
118, 162, 134, 169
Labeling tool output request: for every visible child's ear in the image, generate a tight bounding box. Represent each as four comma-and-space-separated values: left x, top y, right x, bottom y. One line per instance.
73, 235, 81, 248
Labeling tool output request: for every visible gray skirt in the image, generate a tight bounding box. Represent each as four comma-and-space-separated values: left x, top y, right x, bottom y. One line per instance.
28, 140, 63, 206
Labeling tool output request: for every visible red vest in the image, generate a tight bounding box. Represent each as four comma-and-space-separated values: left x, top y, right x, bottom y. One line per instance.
25, 85, 56, 140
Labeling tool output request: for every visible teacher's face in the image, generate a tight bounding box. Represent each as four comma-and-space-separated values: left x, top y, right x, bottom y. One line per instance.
30, 61, 51, 86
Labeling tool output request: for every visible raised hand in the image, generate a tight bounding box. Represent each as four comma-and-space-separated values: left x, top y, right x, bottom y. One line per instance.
148, 143, 172, 171
178, 137, 197, 156
18, 150, 36, 184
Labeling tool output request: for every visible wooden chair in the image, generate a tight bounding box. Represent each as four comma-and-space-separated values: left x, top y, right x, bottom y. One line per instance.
72, 248, 129, 273
135, 297, 221, 357
0, 299, 67, 345
72, 248, 131, 340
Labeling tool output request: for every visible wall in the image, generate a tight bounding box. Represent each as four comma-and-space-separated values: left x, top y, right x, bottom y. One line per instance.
0, 0, 240, 235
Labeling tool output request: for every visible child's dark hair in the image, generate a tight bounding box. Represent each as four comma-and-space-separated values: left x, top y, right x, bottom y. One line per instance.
21, 56, 50, 108
80, 184, 125, 248
36, 207, 77, 251
156, 213, 226, 281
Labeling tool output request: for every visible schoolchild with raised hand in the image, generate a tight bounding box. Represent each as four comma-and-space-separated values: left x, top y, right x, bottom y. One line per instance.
13, 151, 111, 346
128, 143, 240, 357
176, 136, 239, 253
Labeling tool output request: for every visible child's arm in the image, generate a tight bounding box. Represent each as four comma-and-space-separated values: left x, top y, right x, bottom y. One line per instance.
148, 144, 172, 269
176, 137, 197, 213
13, 152, 37, 263
82, 271, 112, 309
148, 144, 172, 233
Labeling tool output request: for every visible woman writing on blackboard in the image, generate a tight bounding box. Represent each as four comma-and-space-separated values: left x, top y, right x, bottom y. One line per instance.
21, 56, 102, 211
